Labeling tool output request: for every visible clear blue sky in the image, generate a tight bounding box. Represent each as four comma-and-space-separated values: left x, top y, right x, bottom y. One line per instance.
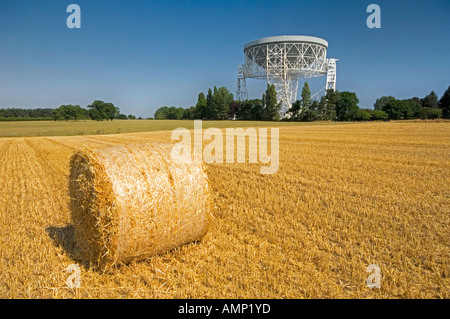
0, 0, 449, 118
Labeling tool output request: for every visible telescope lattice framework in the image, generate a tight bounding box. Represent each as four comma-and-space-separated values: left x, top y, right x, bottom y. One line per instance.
235, 64, 248, 101
236, 35, 337, 117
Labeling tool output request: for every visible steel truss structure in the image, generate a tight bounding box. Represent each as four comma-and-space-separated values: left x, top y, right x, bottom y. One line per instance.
326, 58, 338, 91
235, 64, 248, 101
238, 35, 336, 117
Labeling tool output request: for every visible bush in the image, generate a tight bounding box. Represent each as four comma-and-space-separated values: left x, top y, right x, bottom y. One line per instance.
354, 109, 372, 121
116, 114, 128, 120
417, 107, 442, 119
0, 117, 52, 121
371, 110, 389, 121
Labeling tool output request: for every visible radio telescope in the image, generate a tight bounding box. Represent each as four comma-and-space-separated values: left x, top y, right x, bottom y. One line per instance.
236, 35, 337, 117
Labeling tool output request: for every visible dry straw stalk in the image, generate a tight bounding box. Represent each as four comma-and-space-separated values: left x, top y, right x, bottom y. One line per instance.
69, 143, 210, 269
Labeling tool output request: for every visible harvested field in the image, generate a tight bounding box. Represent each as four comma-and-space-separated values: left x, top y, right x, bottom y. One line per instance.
0, 121, 448, 298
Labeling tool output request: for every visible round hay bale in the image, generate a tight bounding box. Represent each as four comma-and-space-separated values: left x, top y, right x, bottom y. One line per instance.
69, 143, 210, 268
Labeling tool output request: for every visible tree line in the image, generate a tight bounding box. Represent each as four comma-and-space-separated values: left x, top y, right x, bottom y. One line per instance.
0, 108, 55, 121
2, 85, 449, 122
154, 84, 282, 121
0, 100, 141, 121
155, 83, 450, 121
286, 84, 390, 122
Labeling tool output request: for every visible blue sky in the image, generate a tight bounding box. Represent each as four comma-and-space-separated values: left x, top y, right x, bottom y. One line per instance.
0, 0, 449, 118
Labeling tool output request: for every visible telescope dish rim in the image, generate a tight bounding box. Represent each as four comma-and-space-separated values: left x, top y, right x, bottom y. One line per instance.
244, 35, 328, 50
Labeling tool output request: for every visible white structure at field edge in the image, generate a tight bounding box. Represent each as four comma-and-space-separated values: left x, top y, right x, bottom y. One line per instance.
236, 35, 338, 117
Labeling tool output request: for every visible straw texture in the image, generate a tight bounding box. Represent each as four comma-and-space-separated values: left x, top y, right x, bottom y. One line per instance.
69, 143, 210, 268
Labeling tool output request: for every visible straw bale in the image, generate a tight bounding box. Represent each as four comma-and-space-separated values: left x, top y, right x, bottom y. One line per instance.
69, 143, 210, 268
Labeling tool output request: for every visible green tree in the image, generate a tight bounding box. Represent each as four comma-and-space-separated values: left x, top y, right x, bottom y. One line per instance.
229, 100, 241, 119
287, 100, 301, 120
324, 89, 339, 120
104, 103, 120, 120
295, 82, 315, 121
234, 100, 264, 120
406, 97, 423, 117
263, 83, 281, 121
52, 109, 62, 121
88, 108, 102, 121
0, 108, 55, 120
249, 99, 264, 120
354, 108, 372, 121
234, 98, 264, 120
58, 104, 83, 121
374, 96, 396, 111
316, 95, 327, 120
88, 100, 105, 120
211, 86, 233, 120
70, 105, 85, 121
236, 100, 251, 120
183, 106, 195, 120
382, 99, 414, 120
422, 91, 439, 108
300, 99, 319, 121
417, 107, 442, 119
261, 93, 266, 118
371, 110, 389, 121
439, 86, 450, 119
336, 91, 359, 121
211, 86, 219, 119
58, 105, 71, 121
205, 88, 213, 120
87, 100, 118, 121
194, 92, 207, 119
154, 106, 168, 119
301, 81, 311, 112
165, 106, 184, 119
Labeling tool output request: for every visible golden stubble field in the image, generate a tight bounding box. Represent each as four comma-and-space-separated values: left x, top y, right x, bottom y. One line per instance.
0, 121, 448, 298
